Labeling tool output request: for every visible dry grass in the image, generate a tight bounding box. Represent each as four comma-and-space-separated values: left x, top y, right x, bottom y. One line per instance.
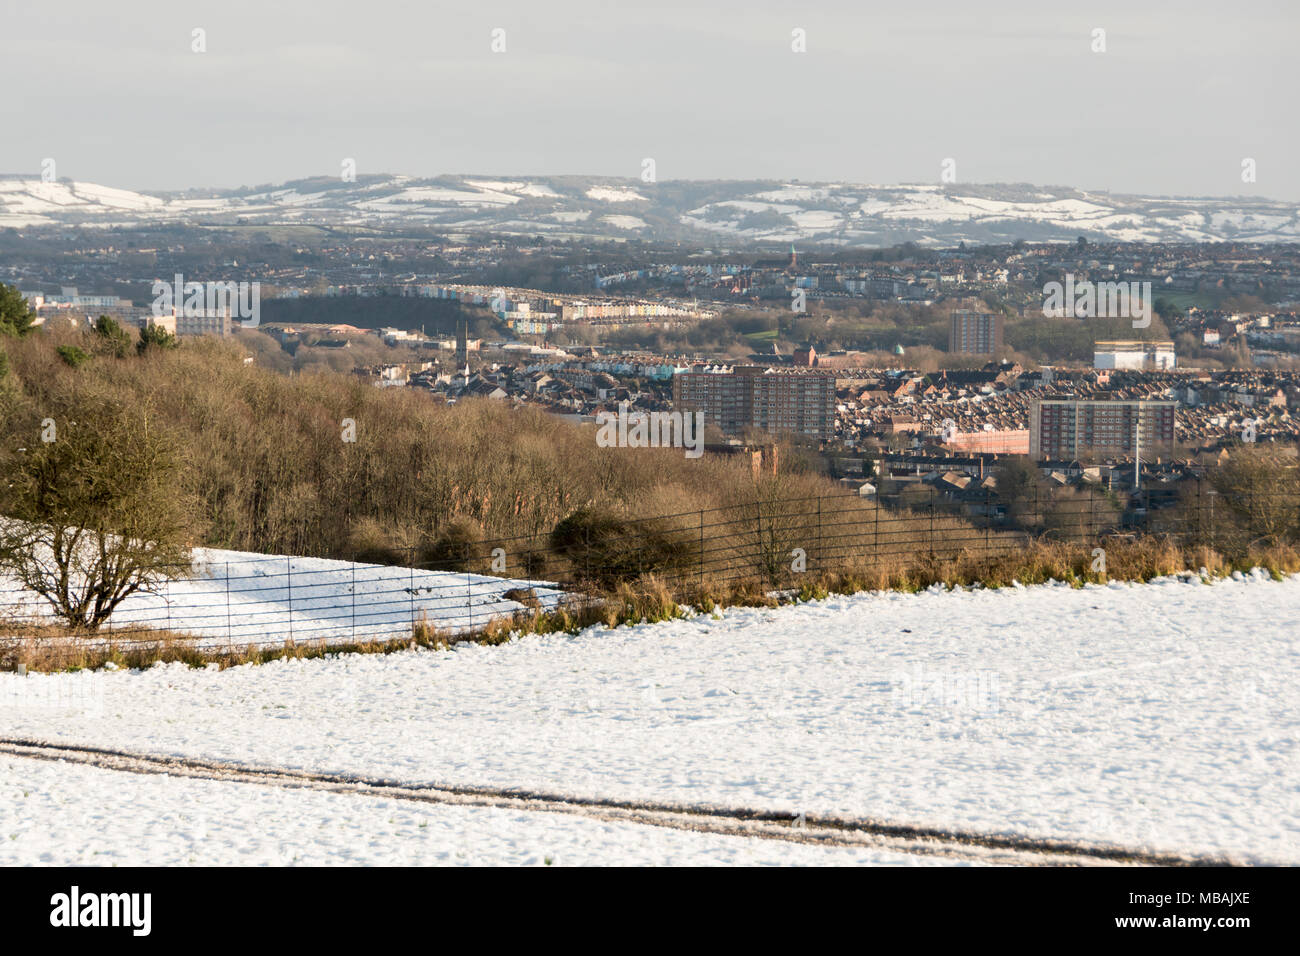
1, 614, 465, 674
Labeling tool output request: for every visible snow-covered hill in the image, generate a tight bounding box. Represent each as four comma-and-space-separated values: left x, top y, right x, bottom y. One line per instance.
3, 174, 1297, 246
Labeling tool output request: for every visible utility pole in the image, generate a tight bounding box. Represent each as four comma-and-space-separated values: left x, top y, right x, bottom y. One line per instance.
1133, 402, 1141, 492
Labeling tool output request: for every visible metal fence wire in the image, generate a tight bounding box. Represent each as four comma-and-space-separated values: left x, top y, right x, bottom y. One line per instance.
1, 478, 1296, 649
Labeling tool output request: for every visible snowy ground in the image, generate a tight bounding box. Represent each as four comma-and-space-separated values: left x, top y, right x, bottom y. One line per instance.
3, 571, 1298, 864
0, 547, 565, 647
0, 756, 938, 866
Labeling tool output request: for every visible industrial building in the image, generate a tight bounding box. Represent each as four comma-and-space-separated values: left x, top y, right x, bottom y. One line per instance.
1093, 340, 1176, 370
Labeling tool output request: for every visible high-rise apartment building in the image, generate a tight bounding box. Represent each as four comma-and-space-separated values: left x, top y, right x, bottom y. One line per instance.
672, 365, 836, 439
1029, 399, 1176, 461
948, 311, 1004, 354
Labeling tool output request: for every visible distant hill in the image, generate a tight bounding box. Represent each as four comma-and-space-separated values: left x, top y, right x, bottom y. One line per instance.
3, 174, 1298, 247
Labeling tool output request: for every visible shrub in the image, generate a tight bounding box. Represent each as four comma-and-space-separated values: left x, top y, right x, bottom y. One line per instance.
137, 322, 179, 354
345, 517, 410, 566
1207, 450, 1300, 546
55, 344, 91, 368
93, 315, 133, 358
419, 518, 484, 572
549, 507, 695, 587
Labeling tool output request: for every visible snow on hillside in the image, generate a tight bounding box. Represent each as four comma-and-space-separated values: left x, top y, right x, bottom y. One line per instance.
3, 174, 1298, 245
0, 547, 565, 646
3, 571, 1297, 863
358, 184, 521, 209
600, 214, 648, 230
0, 180, 154, 226
465, 179, 560, 199
585, 185, 647, 203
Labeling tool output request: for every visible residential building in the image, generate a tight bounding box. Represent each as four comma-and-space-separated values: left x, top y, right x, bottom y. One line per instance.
948, 311, 1004, 354
673, 364, 836, 439
175, 309, 233, 336
1029, 399, 1176, 461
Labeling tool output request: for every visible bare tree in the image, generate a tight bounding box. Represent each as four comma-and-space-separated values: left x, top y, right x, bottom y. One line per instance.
741, 474, 817, 585
1208, 448, 1300, 548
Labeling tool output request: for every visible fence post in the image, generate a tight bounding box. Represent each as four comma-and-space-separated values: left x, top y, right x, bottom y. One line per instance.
816, 496, 822, 576
984, 490, 991, 560
286, 557, 293, 643
873, 496, 880, 562
698, 510, 705, 591
1208, 482, 1215, 553
1200, 479, 1208, 548
928, 496, 935, 560
637, 519, 644, 580
409, 549, 416, 633
1089, 482, 1095, 545
225, 561, 232, 644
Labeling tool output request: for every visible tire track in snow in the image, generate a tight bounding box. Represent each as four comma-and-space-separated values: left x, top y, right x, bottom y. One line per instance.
0, 736, 1241, 866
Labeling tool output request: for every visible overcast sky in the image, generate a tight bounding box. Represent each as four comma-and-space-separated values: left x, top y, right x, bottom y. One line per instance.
2, 0, 1294, 198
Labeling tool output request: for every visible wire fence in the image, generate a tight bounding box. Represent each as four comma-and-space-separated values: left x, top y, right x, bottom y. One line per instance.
0, 556, 566, 650
1, 477, 1297, 651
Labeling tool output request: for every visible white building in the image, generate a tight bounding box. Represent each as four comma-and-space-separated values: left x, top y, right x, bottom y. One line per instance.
1093, 340, 1176, 371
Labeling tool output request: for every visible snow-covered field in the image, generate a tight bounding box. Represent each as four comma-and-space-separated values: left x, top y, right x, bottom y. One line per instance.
3, 572, 1297, 865
0, 547, 565, 647
0, 756, 935, 866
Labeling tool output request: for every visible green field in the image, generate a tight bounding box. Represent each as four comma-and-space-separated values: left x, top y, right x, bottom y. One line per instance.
1154, 289, 1222, 311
